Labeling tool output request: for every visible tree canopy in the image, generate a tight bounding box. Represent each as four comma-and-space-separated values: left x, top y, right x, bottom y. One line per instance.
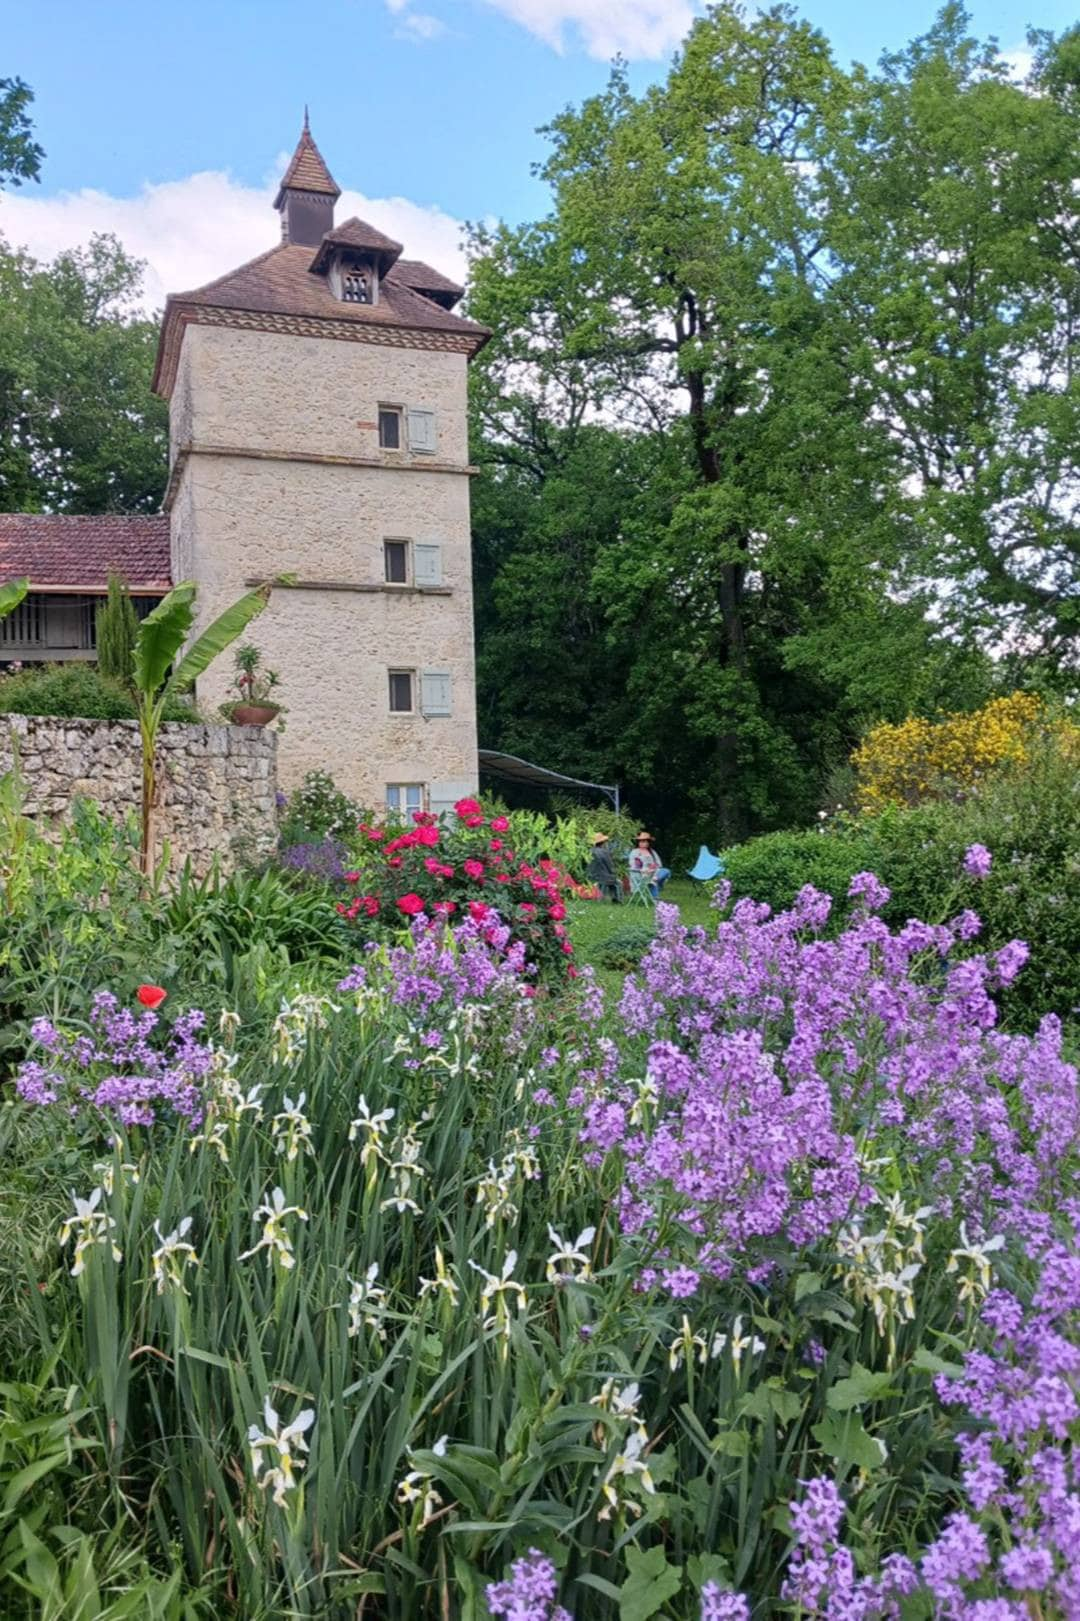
467, 3, 1078, 841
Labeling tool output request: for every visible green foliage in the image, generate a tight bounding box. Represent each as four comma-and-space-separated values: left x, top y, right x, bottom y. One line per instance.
95, 573, 139, 688
278, 770, 364, 846
0, 577, 29, 618
723, 733, 1080, 1031
0, 232, 166, 514
0, 663, 197, 722
0, 76, 44, 189
591, 923, 656, 973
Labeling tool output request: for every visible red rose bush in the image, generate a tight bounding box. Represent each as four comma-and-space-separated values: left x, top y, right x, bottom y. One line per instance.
335, 798, 589, 979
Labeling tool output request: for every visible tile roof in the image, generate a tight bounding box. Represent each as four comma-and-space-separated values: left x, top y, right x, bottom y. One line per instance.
274, 122, 340, 205
156, 241, 489, 383
388, 259, 464, 307
0, 514, 171, 592
318, 217, 404, 257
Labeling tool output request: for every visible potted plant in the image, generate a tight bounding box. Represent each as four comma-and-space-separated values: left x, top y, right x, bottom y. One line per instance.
225, 643, 283, 727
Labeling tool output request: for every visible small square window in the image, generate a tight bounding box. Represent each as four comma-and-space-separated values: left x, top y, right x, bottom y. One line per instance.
384, 540, 409, 585
388, 669, 414, 713
387, 783, 426, 817
379, 408, 402, 450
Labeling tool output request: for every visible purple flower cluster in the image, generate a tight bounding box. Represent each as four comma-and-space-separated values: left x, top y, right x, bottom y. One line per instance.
780, 1223, 1080, 1617
582, 888, 1076, 1292
16, 992, 213, 1129
485, 1548, 570, 1620
963, 843, 993, 879
279, 838, 348, 883
340, 913, 533, 1016
699, 1583, 750, 1619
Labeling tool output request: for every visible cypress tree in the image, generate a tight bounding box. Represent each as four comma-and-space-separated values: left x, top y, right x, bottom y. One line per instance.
96, 570, 138, 687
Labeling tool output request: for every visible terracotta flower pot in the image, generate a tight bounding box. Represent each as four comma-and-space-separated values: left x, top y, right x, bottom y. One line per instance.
231, 703, 280, 727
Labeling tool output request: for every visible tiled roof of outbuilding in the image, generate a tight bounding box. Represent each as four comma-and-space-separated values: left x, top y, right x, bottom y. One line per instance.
0, 514, 171, 592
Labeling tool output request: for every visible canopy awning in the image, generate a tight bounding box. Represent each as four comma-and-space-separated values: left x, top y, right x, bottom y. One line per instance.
478, 749, 620, 812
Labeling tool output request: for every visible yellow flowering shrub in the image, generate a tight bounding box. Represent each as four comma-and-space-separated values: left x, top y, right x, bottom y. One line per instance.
852, 693, 1074, 812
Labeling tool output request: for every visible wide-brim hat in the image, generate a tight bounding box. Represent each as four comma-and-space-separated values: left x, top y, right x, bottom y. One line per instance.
636, 830, 654, 842
591, 832, 610, 845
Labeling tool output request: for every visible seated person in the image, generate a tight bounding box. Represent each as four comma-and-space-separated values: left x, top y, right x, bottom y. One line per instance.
587, 832, 620, 903
629, 831, 670, 897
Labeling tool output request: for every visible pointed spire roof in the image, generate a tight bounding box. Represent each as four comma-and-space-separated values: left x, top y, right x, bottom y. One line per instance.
274, 115, 340, 207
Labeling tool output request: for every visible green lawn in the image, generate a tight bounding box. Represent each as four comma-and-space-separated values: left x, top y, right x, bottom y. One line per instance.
568, 876, 716, 995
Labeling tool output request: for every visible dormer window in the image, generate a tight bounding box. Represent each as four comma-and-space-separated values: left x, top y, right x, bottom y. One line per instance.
343, 266, 371, 304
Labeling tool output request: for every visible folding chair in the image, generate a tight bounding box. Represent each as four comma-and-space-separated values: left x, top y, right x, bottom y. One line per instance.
627, 869, 656, 908
687, 845, 725, 884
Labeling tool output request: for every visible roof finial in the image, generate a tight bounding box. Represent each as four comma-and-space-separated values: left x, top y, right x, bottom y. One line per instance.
303, 104, 310, 134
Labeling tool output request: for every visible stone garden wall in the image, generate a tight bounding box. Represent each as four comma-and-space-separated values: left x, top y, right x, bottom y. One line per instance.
0, 714, 278, 874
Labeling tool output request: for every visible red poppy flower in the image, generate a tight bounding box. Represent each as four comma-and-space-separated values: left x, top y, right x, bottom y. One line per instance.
136, 984, 168, 1010
397, 893, 425, 916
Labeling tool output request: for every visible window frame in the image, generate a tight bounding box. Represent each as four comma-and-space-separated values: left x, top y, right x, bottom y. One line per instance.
378, 406, 403, 451
387, 667, 416, 715
383, 538, 411, 586
386, 782, 427, 817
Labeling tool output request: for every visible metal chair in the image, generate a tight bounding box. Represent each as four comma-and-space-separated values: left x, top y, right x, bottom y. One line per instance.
687, 845, 725, 883
627, 869, 656, 908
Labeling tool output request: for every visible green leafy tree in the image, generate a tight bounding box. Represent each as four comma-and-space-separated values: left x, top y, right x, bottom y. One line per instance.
133, 581, 271, 874
0, 233, 167, 513
0, 577, 29, 618
821, 7, 1080, 656
0, 76, 43, 189
468, 2, 972, 840
95, 571, 139, 687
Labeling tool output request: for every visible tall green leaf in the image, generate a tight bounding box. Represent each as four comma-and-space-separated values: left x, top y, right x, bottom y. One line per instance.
0, 577, 29, 618
164, 584, 271, 700
133, 583, 196, 699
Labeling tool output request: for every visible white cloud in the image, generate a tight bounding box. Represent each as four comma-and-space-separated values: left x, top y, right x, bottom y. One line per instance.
396, 11, 447, 40
1000, 45, 1034, 83
0, 166, 469, 314
475, 0, 696, 59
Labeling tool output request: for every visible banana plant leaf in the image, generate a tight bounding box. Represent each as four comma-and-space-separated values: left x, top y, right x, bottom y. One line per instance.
0, 578, 30, 618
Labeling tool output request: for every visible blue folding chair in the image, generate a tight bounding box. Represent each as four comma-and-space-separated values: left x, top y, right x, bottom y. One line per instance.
687, 845, 725, 883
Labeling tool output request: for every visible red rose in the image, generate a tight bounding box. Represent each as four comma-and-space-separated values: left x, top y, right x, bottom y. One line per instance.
367, 827, 385, 841
468, 901, 490, 922
416, 825, 440, 846
464, 815, 485, 829
489, 838, 503, 852
490, 815, 510, 832
388, 856, 403, 868
345, 870, 360, 883
397, 893, 425, 916
549, 902, 567, 921
434, 900, 458, 915
463, 858, 485, 880
453, 797, 481, 818
136, 984, 167, 1010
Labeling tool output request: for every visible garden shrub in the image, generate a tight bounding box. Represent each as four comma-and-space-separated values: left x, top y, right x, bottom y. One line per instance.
339, 796, 591, 979
276, 768, 364, 846
0, 662, 197, 722
851, 690, 1072, 811
724, 733, 1079, 1031
591, 922, 656, 972
720, 824, 875, 917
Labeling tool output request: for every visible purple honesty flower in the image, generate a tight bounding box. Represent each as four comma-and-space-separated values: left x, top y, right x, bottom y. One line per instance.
964, 843, 993, 879
485, 1548, 571, 1621
847, 870, 891, 911
699, 1584, 750, 1619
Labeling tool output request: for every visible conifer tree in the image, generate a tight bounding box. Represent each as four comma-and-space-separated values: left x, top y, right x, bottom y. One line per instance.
96, 570, 138, 687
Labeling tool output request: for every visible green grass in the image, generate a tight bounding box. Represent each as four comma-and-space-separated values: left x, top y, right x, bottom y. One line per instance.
569, 877, 715, 994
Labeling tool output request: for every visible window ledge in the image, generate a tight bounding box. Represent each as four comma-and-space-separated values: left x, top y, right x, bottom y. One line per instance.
245, 578, 451, 596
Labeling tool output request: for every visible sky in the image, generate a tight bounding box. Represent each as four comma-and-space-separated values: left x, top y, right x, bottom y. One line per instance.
0, 0, 1074, 310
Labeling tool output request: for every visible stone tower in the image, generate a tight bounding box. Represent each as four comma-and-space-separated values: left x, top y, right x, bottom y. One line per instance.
152, 120, 488, 816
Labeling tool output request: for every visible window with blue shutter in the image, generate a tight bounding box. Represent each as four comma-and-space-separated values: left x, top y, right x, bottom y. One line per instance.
420, 669, 452, 717
414, 542, 443, 587
407, 407, 437, 454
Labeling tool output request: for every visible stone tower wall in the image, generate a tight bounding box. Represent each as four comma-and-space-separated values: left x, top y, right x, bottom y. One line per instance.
168, 325, 478, 811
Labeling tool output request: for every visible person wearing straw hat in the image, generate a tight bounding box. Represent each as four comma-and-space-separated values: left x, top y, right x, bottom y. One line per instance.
587, 832, 620, 903
629, 831, 670, 898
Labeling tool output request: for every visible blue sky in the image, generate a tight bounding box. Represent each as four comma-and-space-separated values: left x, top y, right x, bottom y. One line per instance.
1, 0, 1073, 307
